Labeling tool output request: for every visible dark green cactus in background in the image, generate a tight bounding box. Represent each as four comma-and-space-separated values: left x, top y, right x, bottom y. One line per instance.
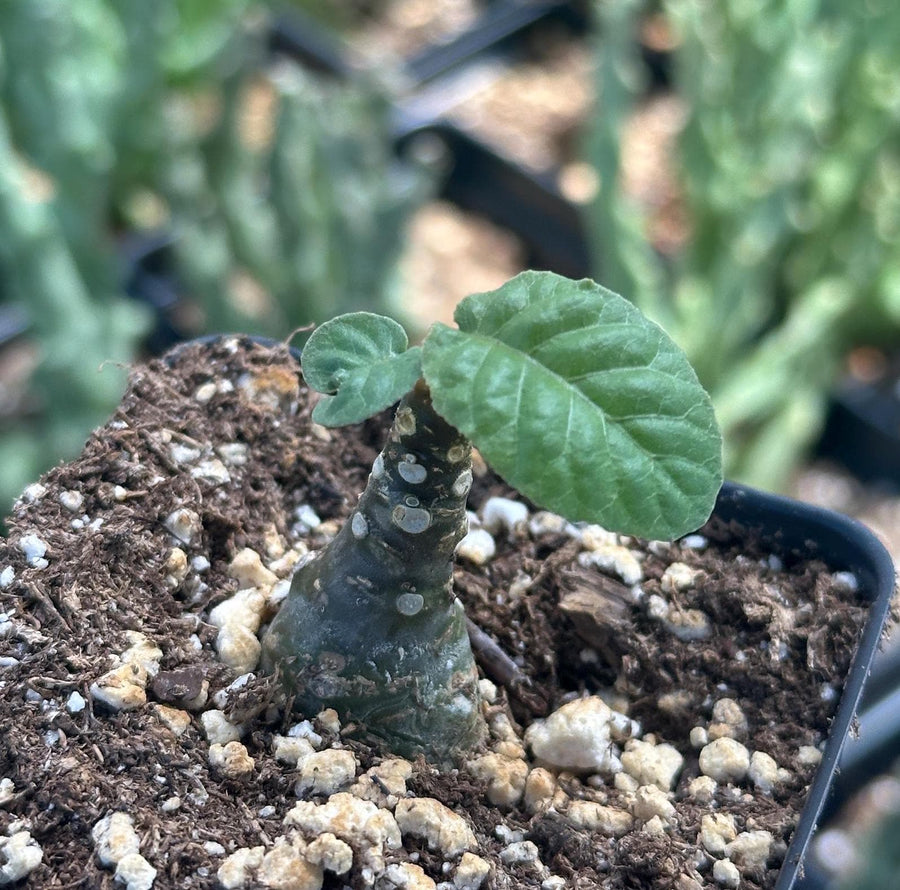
162, 56, 427, 334
0, 1, 153, 510
585, 0, 900, 491
0, 0, 427, 520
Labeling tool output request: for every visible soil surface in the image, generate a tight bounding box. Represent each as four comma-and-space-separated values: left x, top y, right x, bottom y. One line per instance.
0, 340, 870, 889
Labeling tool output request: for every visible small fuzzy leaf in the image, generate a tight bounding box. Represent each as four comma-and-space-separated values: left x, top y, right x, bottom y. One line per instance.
311, 347, 422, 426
302, 312, 409, 393
301, 313, 422, 426
422, 271, 722, 539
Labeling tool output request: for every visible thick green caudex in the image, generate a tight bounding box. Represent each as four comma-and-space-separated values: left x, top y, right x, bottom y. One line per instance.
261, 380, 483, 763
262, 271, 723, 763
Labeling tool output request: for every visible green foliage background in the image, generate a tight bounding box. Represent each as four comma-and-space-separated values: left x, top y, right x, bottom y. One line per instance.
586, 0, 900, 490
3, 0, 900, 517
0, 0, 427, 520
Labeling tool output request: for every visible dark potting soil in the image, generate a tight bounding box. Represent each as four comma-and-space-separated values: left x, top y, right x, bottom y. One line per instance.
0, 339, 868, 889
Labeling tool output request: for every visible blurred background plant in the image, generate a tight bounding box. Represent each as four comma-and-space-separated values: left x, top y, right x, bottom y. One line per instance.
0, 0, 427, 521
832, 761, 900, 889
3, 0, 900, 519
586, 0, 900, 490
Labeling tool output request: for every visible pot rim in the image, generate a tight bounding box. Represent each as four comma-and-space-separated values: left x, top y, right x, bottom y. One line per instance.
714, 482, 896, 890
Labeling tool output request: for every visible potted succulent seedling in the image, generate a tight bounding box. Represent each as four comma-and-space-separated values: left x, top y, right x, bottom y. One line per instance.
260, 269, 722, 765
0, 271, 893, 890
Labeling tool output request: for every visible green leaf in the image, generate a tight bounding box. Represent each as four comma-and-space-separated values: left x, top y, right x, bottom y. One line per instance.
301, 312, 422, 426
422, 271, 722, 539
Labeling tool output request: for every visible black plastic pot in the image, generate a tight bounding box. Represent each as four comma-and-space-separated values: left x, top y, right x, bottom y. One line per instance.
396, 122, 592, 278
403, 0, 589, 88
166, 337, 897, 888
713, 483, 897, 890
121, 232, 187, 355
817, 375, 900, 490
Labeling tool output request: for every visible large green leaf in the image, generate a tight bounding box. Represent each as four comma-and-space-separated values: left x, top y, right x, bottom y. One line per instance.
421, 271, 722, 539
301, 312, 422, 426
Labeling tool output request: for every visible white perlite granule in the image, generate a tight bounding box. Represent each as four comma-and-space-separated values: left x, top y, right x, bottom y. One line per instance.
525, 696, 636, 773
0, 831, 43, 884
91, 813, 156, 889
